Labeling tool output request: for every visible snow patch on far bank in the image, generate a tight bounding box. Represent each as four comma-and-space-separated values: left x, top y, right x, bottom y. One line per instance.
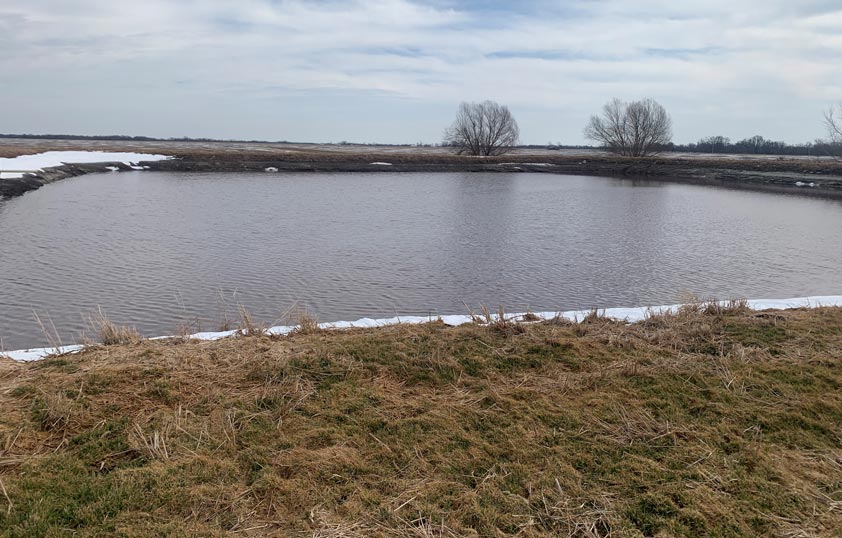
3, 295, 841, 363
370, 162, 393, 166
499, 163, 556, 167
0, 151, 172, 178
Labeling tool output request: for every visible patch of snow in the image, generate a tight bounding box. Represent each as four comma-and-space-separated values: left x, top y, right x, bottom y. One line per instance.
0, 151, 171, 175
2, 345, 84, 363
370, 162, 393, 166
4, 295, 841, 363
105, 166, 120, 172
499, 163, 556, 167
265, 167, 279, 172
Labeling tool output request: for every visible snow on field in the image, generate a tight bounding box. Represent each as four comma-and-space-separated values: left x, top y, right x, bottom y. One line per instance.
3, 295, 841, 363
370, 162, 393, 166
0, 151, 172, 178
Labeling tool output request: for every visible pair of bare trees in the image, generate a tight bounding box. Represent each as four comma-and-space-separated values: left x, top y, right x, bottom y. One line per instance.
444, 97, 673, 158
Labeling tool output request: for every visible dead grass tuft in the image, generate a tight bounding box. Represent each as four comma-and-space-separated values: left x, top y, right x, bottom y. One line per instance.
237, 306, 265, 336
130, 422, 171, 461
87, 307, 142, 345
31, 391, 77, 432
521, 311, 541, 322
480, 305, 526, 337
293, 311, 322, 336
32, 310, 64, 353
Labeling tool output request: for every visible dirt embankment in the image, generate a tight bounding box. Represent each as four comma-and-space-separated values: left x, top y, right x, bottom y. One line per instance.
3, 138, 842, 199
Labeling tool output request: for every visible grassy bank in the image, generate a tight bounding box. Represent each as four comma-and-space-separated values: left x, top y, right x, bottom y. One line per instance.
0, 304, 840, 536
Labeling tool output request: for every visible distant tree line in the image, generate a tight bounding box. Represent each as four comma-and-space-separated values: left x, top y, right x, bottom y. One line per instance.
0, 133, 291, 144
6, 100, 842, 159
668, 135, 839, 157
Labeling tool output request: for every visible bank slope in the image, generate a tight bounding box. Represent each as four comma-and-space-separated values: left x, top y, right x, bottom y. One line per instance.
0, 304, 840, 536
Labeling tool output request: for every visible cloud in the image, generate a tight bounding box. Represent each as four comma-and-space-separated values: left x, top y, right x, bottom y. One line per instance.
0, 0, 840, 143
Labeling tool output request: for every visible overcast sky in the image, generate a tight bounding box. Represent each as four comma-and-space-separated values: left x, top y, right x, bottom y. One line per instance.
1, 1, 840, 144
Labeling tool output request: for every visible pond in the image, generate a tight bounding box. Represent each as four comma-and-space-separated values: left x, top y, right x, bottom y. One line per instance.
1, 171, 840, 349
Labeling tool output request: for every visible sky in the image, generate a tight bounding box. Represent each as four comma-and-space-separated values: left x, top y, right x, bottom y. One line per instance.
0, 0, 840, 145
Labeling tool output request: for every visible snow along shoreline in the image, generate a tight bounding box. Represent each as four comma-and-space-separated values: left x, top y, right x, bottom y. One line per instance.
3, 295, 841, 363
0, 151, 172, 179
0, 151, 174, 198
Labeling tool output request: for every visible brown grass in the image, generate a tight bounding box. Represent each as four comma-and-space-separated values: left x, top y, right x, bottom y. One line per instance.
87, 307, 142, 345
0, 306, 840, 536
293, 311, 322, 336
238, 305, 265, 336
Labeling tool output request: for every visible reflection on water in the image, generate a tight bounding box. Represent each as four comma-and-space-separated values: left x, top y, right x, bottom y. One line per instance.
1, 171, 840, 349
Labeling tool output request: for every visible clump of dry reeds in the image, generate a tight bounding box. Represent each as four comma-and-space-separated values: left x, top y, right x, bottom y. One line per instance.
580, 308, 609, 324
131, 422, 171, 461
464, 304, 525, 337
675, 296, 749, 317
237, 306, 265, 336
32, 391, 77, 432
521, 311, 541, 322
292, 311, 322, 336
32, 310, 64, 354
87, 307, 142, 346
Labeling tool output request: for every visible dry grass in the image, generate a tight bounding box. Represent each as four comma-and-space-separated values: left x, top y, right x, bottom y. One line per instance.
238, 305, 266, 336
293, 311, 322, 336
130, 422, 171, 461
31, 311, 63, 353
465, 304, 526, 337
87, 307, 142, 345
0, 306, 840, 536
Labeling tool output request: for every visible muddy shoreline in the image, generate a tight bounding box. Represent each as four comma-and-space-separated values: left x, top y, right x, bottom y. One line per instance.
2, 139, 842, 200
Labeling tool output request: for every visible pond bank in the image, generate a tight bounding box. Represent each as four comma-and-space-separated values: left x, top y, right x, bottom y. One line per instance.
1, 303, 840, 536
2, 140, 842, 200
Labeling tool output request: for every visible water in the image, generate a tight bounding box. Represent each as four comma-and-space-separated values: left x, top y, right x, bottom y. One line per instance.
1, 171, 840, 350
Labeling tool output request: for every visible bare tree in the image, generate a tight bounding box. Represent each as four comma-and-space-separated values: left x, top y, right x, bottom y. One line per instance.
444, 101, 520, 156
584, 98, 672, 157
825, 104, 842, 146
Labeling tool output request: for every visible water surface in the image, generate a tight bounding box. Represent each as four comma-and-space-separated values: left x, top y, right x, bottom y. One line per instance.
1, 171, 840, 349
